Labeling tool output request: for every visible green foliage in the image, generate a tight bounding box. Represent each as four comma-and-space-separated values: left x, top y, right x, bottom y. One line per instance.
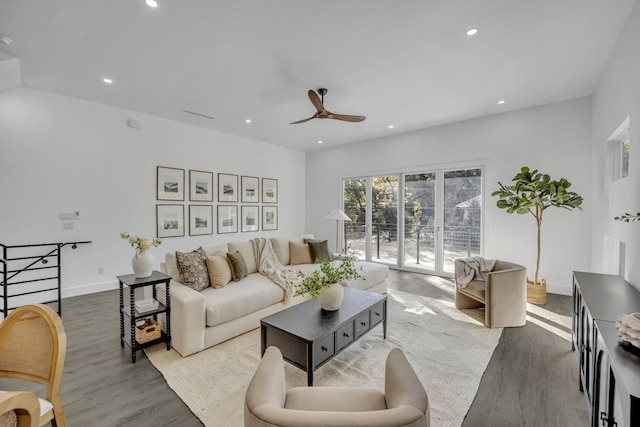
491, 166, 583, 284
614, 212, 640, 222
295, 253, 364, 298
491, 166, 583, 216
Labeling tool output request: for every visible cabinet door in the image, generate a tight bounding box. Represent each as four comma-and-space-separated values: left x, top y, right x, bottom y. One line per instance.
580, 305, 593, 401
572, 279, 581, 352
592, 327, 610, 427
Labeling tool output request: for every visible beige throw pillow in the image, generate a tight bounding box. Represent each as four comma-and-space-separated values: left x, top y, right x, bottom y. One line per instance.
289, 241, 313, 265
206, 254, 232, 288
176, 247, 209, 291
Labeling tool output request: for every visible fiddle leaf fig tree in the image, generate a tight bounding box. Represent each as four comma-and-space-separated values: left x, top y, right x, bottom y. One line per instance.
491, 166, 583, 285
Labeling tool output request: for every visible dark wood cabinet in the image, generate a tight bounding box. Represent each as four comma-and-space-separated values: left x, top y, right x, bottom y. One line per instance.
573, 272, 640, 427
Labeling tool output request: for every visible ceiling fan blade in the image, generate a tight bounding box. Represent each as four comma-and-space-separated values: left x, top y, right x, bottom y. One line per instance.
326, 112, 366, 122
308, 90, 324, 113
290, 112, 318, 124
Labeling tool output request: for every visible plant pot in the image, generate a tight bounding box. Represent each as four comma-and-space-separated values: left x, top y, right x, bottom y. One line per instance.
318, 283, 344, 311
527, 278, 546, 305
132, 249, 154, 278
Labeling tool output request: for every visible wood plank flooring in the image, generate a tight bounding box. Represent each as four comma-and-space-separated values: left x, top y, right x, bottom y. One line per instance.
0, 270, 589, 426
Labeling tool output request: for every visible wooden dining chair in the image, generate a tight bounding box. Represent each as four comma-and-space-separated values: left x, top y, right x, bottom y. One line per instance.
0, 391, 40, 427
0, 304, 67, 427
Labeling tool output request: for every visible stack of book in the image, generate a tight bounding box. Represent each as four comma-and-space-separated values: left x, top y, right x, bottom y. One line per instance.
135, 298, 160, 313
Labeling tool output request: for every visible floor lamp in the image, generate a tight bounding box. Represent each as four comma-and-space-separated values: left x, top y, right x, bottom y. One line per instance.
324, 209, 351, 253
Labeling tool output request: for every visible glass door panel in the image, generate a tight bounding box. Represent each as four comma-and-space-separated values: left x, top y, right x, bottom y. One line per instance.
343, 178, 367, 259
403, 173, 436, 272
443, 168, 482, 273
370, 175, 399, 266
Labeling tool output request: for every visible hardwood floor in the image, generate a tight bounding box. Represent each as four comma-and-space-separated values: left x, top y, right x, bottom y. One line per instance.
1, 270, 589, 426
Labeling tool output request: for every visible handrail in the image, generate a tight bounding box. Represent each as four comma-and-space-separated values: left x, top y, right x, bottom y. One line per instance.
1, 240, 91, 318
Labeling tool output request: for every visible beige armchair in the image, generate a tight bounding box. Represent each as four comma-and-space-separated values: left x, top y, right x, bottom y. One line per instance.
245, 346, 429, 427
454, 259, 527, 328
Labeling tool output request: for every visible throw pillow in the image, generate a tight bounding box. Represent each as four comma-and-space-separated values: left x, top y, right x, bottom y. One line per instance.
227, 251, 248, 282
176, 247, 209, 291
307, 239, 331, 263
289, 241, 312, 265
206, 254, 232, 288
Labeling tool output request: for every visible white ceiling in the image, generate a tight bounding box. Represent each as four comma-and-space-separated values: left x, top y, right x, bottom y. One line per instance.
0, 0, 636, 151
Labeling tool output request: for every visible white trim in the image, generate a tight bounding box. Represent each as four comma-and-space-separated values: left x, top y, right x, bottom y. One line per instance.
62, 279, 119, 298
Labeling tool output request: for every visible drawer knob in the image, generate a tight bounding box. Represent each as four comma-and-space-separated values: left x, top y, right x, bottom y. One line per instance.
360, 321, 366, 326
374, 312, 381, 317
321, 346, 328, 352
343, 333, 350, 337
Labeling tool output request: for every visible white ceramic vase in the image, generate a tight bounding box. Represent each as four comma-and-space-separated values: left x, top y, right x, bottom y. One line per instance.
132, 249, 154, 278
318, 283, 344, 311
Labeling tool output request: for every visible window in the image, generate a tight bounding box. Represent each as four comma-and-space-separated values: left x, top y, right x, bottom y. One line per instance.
608, 117, 630, 181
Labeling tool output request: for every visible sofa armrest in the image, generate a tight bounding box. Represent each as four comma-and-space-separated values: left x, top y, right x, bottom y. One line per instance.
384, 349, 429, 414
486, 264, 527, 327
158, 280, 206, 356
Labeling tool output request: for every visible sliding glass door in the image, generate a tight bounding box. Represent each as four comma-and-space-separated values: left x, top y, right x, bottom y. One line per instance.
343, 166, 482, 276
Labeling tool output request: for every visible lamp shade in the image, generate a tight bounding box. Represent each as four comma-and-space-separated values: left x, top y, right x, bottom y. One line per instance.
324, 209, 351, 221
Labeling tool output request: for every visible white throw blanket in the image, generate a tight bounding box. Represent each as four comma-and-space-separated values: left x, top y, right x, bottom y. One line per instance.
250, 238, 298, 301
456, 256, 497, 288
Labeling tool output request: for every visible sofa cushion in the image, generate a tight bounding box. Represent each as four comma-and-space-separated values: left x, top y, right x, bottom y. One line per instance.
227, 251, 248, 282
346, 261, 389, 291
307, 240, 331, 263
270, 237, 291, 265
228, 241, 258, 274
165, 244, 228, 282
459, 280, 486, 301
201, 273, 285, 326
290, 242, 312, 265
176, 247, 209, 291
206, 254, 232, 288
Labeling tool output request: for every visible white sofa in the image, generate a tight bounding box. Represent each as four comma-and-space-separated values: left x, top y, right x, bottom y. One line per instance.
151, 236, 389, 357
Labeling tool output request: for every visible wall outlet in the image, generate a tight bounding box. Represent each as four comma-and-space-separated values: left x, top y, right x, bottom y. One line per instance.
63, 222, 74, 230
97, 266, 104, 275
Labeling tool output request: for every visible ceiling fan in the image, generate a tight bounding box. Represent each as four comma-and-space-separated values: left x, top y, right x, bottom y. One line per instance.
290, 88, 366, 124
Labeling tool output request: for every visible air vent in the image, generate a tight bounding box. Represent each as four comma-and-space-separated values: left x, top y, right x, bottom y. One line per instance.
180, 109, 215, 120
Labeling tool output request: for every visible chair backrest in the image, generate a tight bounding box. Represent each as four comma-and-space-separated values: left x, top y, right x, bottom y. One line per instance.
0, 304, 67, 403
0, 391, 40, 427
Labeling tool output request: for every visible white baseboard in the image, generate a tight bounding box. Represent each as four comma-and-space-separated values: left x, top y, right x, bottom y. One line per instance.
546, 283, 572, 296
62, 279, 119, 298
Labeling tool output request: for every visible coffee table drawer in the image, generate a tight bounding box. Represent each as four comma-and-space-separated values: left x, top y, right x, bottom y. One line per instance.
313, 333, 335, 367
355, 312, 370, 337
336, 322, 354, 351
370, 301, 385, 327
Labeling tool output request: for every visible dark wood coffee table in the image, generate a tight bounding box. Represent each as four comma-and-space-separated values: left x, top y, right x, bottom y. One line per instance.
260, 287, 387, 386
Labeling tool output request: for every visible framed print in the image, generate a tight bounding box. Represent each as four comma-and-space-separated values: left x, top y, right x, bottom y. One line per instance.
241, 205, 259, 232
157, 166, 185, 201
217, 205, 238, 234
189, 170, 213, 202
262, 206, 278, 231
189, 205, 213, 236
241, 176, 260, 203
156, 204, 185, 238
218, 173, 239, 202
262, 178, 278, 203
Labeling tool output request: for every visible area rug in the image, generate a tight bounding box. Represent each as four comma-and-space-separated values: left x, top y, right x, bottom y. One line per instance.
146, 289, 502, 427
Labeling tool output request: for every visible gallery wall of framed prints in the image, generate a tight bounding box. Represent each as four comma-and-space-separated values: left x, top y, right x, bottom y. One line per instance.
156, 166, 278, 237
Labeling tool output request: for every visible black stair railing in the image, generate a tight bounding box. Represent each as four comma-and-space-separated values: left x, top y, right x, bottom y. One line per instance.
1, 241, 91, 319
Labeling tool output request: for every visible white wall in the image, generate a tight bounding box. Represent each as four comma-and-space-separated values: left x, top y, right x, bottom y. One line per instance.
0, 87, 306, 298
306, 97, 593, 295
591, 1, 640, 288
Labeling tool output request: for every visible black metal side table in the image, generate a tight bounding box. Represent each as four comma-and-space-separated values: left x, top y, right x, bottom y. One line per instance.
117, 271, 171, 363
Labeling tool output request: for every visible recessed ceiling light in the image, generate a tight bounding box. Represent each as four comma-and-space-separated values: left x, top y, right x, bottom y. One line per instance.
245, 119, 251, 123
388, 125, 394, 129
498, 100, 505, 104
318, 140, 323, 144
466, 28, 478, 36
103, 78, 113, 84
146, 0, 158, 7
